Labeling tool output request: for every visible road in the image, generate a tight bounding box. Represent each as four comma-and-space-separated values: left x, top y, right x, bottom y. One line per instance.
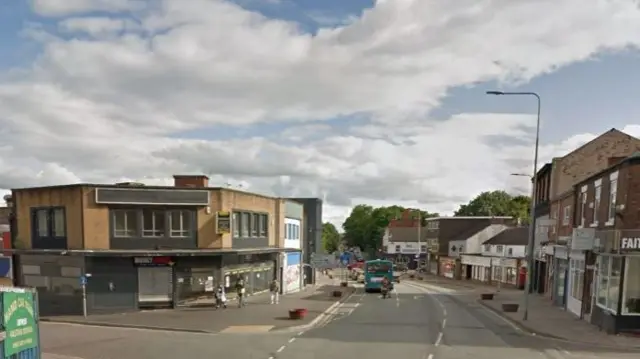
40, 281, 640, 359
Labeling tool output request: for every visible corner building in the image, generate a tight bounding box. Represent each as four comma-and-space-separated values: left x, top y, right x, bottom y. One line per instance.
9, 175, 297, 316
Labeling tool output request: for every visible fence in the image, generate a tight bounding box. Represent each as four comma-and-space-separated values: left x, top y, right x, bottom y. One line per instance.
0, 287, 41, 359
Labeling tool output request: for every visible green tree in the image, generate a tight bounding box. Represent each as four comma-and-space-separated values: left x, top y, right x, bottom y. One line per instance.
321, 222, 341, 253
454, 190, 531, 223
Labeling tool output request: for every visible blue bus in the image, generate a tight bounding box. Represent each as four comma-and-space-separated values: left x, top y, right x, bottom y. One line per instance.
364, 259, 394, 292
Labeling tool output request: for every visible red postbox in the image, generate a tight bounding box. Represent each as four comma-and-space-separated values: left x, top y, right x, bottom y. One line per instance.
518, 267, 527, 289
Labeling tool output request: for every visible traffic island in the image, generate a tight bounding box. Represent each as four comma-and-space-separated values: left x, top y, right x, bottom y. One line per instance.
502, 303, 519, 313
481, 293, 495, 300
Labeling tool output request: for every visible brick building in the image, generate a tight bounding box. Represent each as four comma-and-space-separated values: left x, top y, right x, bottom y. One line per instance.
545, 129, 640, 311
571, 152, 640, 334
9, 175, 298, 316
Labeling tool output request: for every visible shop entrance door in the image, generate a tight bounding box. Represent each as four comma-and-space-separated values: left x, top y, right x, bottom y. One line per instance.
137, 266, 173, 307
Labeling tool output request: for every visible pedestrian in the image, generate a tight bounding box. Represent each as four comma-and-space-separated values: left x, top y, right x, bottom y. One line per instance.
269, 279, 280, 304
235, 277, 246, 308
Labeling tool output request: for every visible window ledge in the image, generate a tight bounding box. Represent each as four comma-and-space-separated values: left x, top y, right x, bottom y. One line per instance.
590, 222, 598, 228
604, 220, 615, 227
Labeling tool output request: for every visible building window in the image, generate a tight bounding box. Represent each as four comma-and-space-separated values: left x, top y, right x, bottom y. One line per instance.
35, 209, 49, 237
622, 257, 640, 315
32, 207, 66, 238
483, 244, 490, 252
507, 248, 513, 256
259, 214, 267, 237
492, 266, 503, 282
395, 245, 401, 252
420, 245, 427, 253
579, 186, 587, 228
608, 172, 618, 224
596, 255, 622, 313
142, 210, 165, 237
113, 210, 138, 237
570, 259, 585, 301
250, 213, 259, 237
169, 211, 191, 238
52, 208, 66, 237
232, 212, 240, 237
240, 212, 249, 237
593, 180, 602, 226
496, 245, 504, 253
562, 205, 571, 225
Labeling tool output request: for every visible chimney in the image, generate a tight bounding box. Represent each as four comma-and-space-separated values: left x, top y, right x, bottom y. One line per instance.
173, 175, 209, 188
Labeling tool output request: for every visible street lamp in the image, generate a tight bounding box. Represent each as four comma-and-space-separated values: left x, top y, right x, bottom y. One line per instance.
487, 90, 541, 321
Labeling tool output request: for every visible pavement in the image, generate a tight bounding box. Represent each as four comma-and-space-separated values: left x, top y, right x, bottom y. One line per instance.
39, 275, 640, 359
412, 274, 640, 349
41, 282, 355, 334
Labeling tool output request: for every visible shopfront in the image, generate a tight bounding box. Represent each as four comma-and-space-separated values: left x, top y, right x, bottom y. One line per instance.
490, 257, 519, 286
591, 235, 640, 333
461, 255, 491, 282
566, 228, 596, 318
552, 245, 569, 308
222, 253, 277, 298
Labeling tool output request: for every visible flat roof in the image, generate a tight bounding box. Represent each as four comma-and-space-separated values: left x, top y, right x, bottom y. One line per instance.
11, 183, 278, 200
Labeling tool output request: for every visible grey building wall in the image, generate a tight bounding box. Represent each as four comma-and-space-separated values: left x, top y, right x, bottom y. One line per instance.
284, 200, 304, 220
290, 198, 322, 285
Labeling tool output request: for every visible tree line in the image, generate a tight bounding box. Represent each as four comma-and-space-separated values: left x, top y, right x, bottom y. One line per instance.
321, 190, 531, 255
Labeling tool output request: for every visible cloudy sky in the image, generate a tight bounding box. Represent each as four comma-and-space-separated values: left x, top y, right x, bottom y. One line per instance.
1, 0, 640, 227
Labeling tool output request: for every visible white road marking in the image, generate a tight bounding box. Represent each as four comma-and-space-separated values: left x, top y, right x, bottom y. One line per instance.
427, 354, 434, 359
396, 288, 400, 307
404, 282, 447, 348
277, 345, 286, 353
288, 337, 295, 343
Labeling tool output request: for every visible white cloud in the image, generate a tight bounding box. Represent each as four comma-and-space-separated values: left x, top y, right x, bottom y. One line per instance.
29, 0, 144, 16
3, 0, 640, 228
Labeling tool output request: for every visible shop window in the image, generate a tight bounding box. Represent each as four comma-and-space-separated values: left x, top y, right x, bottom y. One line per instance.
169, 210, 191, 238
596, 255, 622, 313
623, 257, 640, 315
142, 210, 165, 237
505, 267, 517, 285
570, 259, 585, 300
113, 210, 138, 237
492, 267, 503, 282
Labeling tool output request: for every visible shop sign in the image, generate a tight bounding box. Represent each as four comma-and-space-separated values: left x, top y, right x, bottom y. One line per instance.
216, 211, 231, 234
133, 256, 173, 267
621, 237, 640, 251
3, 291, 38, 356
571, 228, 595, 251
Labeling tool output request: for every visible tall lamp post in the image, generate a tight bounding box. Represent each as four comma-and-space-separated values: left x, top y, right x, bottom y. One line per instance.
486, 90, 541, 321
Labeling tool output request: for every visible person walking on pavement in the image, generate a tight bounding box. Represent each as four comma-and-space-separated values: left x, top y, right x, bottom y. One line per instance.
235, 277, 246, 308
269, 279, 280, 304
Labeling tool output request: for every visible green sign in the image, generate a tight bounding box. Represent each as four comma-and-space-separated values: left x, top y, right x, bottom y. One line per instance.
3, 292, 38, 356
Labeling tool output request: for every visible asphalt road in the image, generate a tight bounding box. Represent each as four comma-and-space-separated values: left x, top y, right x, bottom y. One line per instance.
40, 281, 640, 359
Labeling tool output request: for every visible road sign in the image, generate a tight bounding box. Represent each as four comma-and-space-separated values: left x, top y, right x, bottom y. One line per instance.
80, 276, 87, 286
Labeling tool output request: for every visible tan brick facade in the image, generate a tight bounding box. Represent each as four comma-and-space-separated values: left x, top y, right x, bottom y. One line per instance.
13, 183, 280, 251
550, 129, 640, 199
548, 129, 640, 241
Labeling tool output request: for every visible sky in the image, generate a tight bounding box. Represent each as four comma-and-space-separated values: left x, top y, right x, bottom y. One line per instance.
1, 0, 640, 227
